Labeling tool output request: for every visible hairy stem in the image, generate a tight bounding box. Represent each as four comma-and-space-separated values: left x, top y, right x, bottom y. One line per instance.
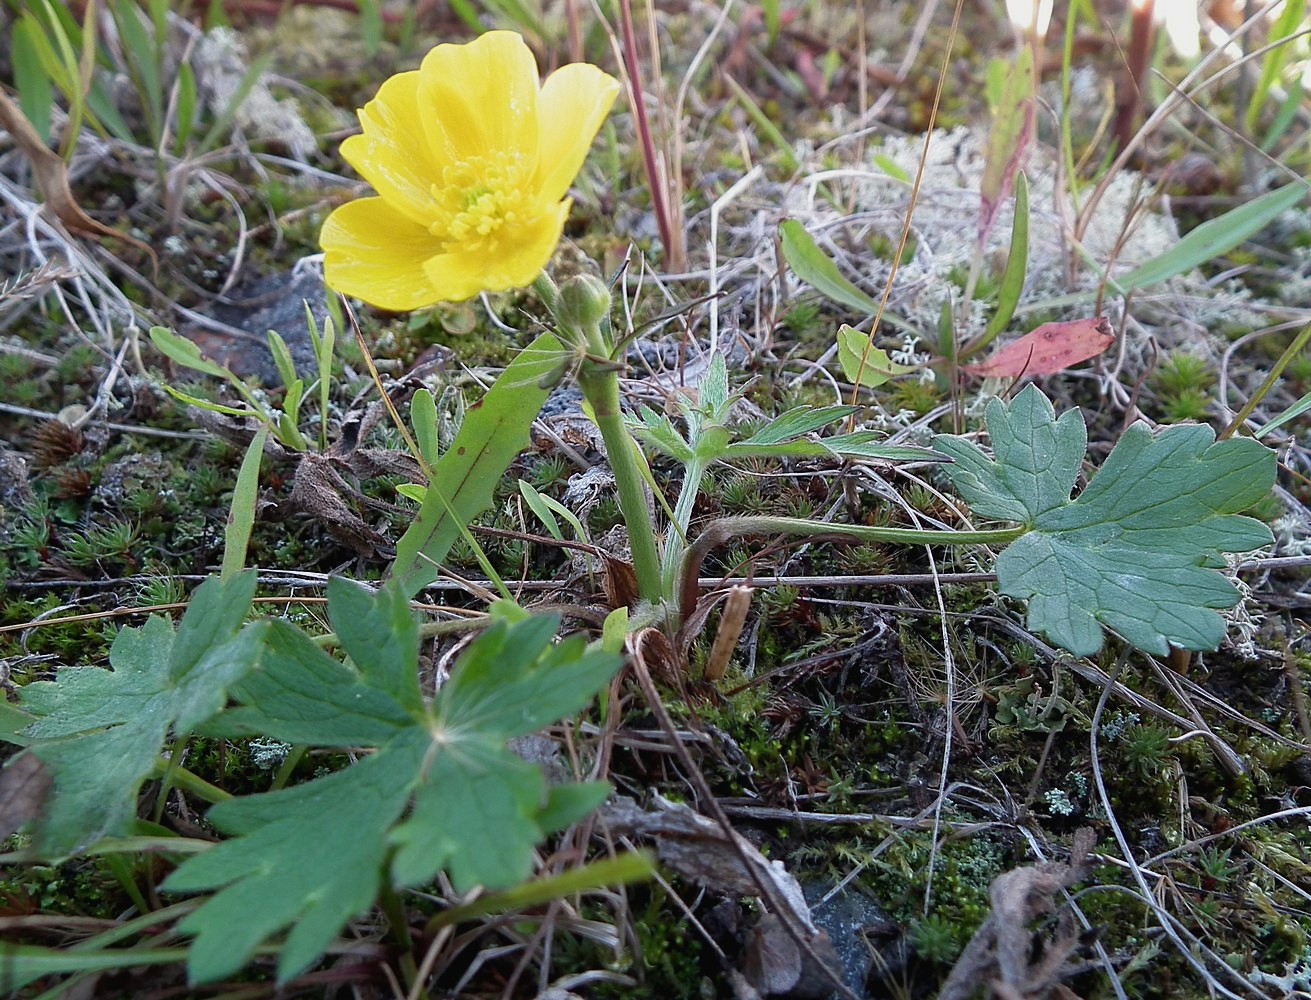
577, 363, 664, 603
678, 515, 1025, 617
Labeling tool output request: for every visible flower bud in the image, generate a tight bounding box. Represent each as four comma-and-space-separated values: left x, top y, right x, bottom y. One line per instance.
557, 274, 612, 329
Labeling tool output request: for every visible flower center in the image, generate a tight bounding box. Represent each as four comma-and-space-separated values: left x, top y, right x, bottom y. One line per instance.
428, 151, 534, 252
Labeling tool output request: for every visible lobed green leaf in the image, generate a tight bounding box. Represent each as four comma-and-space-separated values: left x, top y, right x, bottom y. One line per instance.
163, 594, 622, 984
20, 572, 263, 855
935, 385, 1275, 656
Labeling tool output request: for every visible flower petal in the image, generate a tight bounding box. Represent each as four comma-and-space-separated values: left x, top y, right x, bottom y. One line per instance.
535, 64, 622, 202
421, 200, 571, 302
417, 31, 539, 166
339, 71, 446, 226
321, 198, 447, 311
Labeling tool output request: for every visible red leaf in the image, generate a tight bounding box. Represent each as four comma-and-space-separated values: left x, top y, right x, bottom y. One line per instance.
964, 318, 1115, 379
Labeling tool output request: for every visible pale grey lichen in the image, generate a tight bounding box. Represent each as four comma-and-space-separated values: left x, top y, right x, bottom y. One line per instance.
194, 28, 316, 161
1044, 788, 1077, 816
1099, 710, 1140, 742
248, 737, 291, 770
783, 122, 1304, 382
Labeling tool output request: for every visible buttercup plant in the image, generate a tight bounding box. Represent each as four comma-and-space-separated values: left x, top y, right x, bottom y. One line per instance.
2, 18, 1297, 994
318, 31, 1278, 660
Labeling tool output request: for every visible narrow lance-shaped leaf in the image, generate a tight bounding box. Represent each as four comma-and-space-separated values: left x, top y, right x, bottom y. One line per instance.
1118, 184, 1305, 292
780, 219, 879, 314
934, 385, 1275, 656
982, 170, 1029, 342
390, 332, 565, 597
779, 220, 919, 334
979, 47, 1035, 246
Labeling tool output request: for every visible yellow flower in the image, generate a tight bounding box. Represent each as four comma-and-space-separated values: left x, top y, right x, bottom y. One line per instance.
321, 31, 620, 309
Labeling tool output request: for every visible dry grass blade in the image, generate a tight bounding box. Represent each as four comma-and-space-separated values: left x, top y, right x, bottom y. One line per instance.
0, 89, 156, 273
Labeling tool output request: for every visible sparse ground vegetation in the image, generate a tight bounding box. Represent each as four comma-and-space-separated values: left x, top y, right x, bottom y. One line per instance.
1, 1, 1310, 997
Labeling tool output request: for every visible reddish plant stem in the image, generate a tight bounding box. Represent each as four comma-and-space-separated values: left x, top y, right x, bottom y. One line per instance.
1112, 0, 1157, 153
617, 0, 677, 268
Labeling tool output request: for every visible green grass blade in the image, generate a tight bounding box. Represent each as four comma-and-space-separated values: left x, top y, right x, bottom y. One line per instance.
1245, 0, 1304, 133
518, 480, 563, 540
357, 0, 383, 55
197, 52, 273, 155
110, 0, 163, 141
984, 170, 1030, 340
267, 329, 298, 390
724, 76, 798, 172
0, 944, 194, 993
446, 0, 485, 33
1260, 78, 1304, 154
1119, 184, 1306, 292
1255, 390, 1311, 438
173, 60, 197, 151
221, 424, 269, 580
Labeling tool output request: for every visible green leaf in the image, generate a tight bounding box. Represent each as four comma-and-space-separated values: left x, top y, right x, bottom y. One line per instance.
519, 479, 564, 539
984, 170, 1029, 340
738, 405, 856, 446
872, 154, 910, 183
173, 60, 197, 151
214, 620, 415, 746
221, 424, 267, 580
328, 577, 423, 714
0, 702, 34, 747
390, 332, 564, 597
722, 434, 942, 464
934, 386, 1275, 656
1118, 184, 1305, 293
724, 76, 799, 173
159, 384, 261, 419
539, 780, 612, 833
267, 329, 298, 390
699, 353, 731, 416
411, 386, 441, 465
12, 20, 55, 144
390, 744, 545, 889
820, 435, 945, 464
163, 599, 623, 984
20, 572, 263, 855
1260, 77, 1303, 153
601, 607, 628, 655
166, 744, 417, 984
151, 325, 233, 380
780, 219, 880, 315
835, 325, 917, 385
631, 405, 694, 461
